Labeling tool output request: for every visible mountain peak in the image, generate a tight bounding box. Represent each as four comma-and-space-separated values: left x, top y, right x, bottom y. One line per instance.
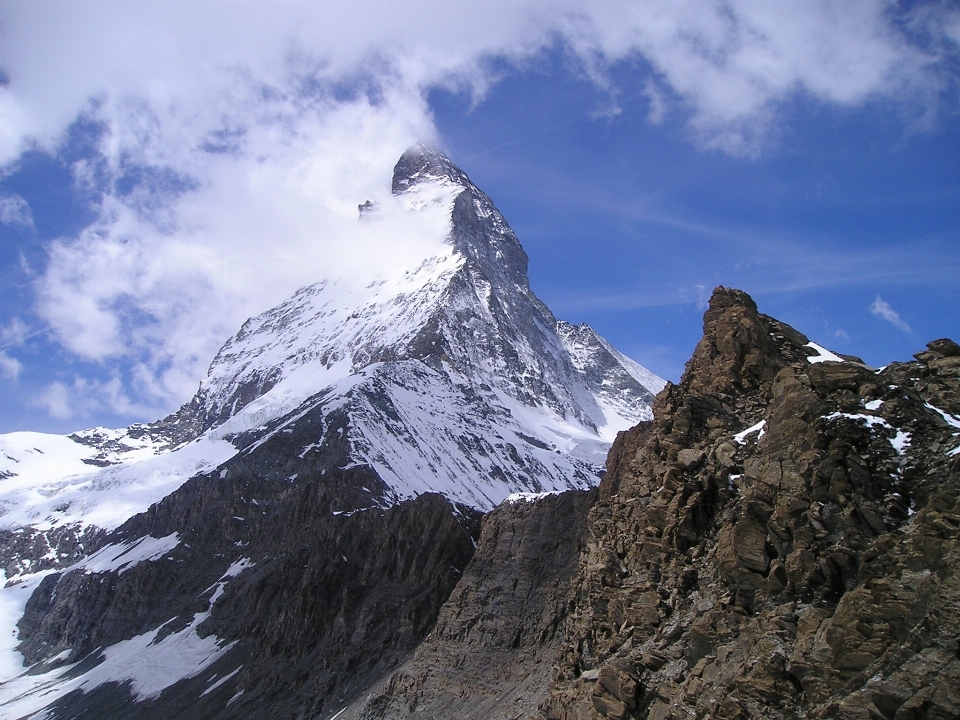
706, 285, 758, 314
682, 285, 810, 400
392, 142, 472, 194
0, 145, 664, 547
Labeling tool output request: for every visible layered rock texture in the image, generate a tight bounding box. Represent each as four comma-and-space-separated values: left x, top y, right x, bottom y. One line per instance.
354, 490, 595, 720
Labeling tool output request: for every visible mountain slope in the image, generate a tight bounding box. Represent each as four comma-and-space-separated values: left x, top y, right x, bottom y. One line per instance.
0, 144, 662, 535
0, 145, 663, 718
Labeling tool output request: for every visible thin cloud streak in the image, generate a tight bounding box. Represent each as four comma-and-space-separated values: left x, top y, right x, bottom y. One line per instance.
545, 241, 960, 315
870, 295, 912, 333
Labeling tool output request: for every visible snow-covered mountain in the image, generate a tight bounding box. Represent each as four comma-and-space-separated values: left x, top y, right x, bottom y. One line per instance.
0, 144, 664, 719
0, 144, 663, 535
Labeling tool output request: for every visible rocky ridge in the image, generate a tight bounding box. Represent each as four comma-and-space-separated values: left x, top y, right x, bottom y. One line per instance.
541, 287, 960, 720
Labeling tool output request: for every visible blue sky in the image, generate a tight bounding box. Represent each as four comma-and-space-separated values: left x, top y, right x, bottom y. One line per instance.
1, 1, 959, 434
429, 57, 960, 379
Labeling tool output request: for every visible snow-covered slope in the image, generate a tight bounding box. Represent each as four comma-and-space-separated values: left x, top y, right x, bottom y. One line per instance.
0, 431, 236, 532
0, 143, 664, 538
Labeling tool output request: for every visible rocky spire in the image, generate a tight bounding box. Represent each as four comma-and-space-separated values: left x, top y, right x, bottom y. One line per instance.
680, 286, 810, 400
391, 142, 473, 193
393, 143, 533, 299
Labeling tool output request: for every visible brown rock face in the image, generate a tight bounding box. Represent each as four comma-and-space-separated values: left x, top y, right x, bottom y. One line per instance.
539, 287, 960, 720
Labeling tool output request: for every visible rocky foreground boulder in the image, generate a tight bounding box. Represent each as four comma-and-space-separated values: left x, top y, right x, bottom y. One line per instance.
349, 287, 960, 720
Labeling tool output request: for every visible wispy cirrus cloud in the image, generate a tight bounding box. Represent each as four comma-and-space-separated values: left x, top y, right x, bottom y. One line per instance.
870, 295, 912, 333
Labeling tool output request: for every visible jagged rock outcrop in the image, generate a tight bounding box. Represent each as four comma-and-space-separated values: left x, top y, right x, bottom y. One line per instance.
539, 287, 960, 720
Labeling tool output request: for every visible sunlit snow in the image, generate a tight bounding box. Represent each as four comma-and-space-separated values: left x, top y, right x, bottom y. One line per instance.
925, 402, 960, 429
505, 491, 560, 504
75, 533, 180, 575
0, 609, 236, 716
804, 342, 845, 364
0, 548, 251, 716
734, 420, 766, 444
0, 434, 237, 532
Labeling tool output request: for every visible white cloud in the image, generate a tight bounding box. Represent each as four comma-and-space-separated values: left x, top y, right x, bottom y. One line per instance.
36, 93, 447, 406
0, 317, 31, 348
947, 11, 960, 47
36, 382, 73, 419
1, 1, 953, 162
870, 295, 911, 333
0, 320, 39, 382
554, 0, 951, 153
1, 0, 955, 421
34, 374, 169, 421
695, 283, 709, 310
0, 194, 32, 227
0, 351, 21, 381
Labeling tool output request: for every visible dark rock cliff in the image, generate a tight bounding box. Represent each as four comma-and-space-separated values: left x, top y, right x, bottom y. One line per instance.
17, 425, 481, 718
347, 489, 595, 720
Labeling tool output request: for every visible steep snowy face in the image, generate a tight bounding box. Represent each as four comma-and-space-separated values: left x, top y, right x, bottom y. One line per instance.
195, 144, 663, 445
557, 321, 666, 439
195, 145, 538, 428
180, 144, 665, 508
195, 173, 463, 430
